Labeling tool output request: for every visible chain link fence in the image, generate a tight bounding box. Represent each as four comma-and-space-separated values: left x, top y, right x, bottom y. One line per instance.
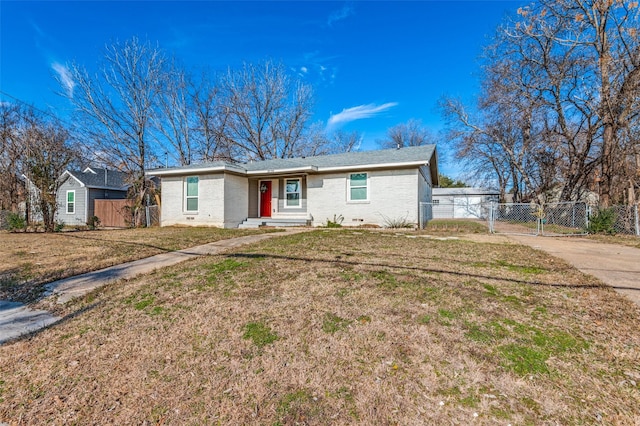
418, 202, 432, 229
488, 203, 540, 235
145, 205, 161, 227
489, 202, 589, 236
609, 205, 640, 235
421, 200, 640, 236
0, 210, 9, 230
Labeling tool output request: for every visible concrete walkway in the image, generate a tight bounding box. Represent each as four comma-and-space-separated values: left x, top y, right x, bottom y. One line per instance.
0, 229, 308, 344
507, 235, 640, 308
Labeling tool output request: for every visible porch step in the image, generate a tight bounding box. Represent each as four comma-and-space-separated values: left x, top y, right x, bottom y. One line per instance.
238, 217, 310, 229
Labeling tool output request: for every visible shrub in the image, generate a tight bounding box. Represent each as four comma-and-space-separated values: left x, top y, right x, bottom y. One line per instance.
87, 215, 101, 230
380, 212, 413, 229
587, 208, 616, 234
326, 214, 344, 228
7, 212, 26, 232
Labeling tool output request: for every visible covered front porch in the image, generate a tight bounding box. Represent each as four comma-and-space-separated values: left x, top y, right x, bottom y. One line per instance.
240, 176, 312, 228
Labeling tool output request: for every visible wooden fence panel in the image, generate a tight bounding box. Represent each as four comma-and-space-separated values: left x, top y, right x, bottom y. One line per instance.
94, 199, 133, 228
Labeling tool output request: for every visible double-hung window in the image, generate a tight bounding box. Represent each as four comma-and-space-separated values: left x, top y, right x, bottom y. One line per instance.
185, 176, 199, 212
348, 173, 368, 201
66, 190, 75, 214
285, 178, 301, 207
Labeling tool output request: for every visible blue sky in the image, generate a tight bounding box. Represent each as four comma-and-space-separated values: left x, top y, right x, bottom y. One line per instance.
0, 1, 522, 176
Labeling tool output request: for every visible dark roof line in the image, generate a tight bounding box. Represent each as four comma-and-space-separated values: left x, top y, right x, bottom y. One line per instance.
65, 167, 130, 190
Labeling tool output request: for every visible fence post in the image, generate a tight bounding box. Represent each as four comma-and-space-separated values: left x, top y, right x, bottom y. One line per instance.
489, 201, 494, 233
635, 204, 639, 236
145, 206, 150, 228
419, 202, 423, 230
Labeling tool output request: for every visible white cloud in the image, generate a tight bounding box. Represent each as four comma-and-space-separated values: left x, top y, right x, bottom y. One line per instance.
300, 66, 308, 74
327, 102, 398, 129
52, 62, 75, 97
327, 3, 354, 27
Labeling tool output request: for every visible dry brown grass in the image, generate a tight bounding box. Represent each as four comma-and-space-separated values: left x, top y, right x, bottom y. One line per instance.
0, 227, 275, 303
421, 219, 489, 235
1, 230, 639, 425
587, 233, 640, 249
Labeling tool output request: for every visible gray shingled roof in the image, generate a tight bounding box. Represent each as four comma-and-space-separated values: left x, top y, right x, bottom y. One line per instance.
148, 145, 436, 175
242, 145, 436, 171
66, 168, 130, 189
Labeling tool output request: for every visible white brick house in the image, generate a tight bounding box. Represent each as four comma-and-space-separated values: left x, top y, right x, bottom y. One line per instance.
147, 146, 438, 228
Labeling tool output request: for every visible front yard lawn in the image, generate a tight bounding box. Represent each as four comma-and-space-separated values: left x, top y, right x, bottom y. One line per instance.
0, 227, 276, 303
1, 230, 639, 424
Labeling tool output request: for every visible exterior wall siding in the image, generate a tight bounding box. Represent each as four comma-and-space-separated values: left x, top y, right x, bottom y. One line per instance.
160, 174, 226, 227
248, 179, 259, 218
223, 173, 249, 228
158, 166, 433, 228
55, 178, 86, 225
275, 176, 308, 215
307, 169, 419, 227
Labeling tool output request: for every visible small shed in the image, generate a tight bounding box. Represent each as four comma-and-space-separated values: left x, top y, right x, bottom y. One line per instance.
432, 187, 500, 219
56, 167, 130, 226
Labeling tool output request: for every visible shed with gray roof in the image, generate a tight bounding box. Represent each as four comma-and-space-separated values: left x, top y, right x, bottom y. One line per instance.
56, 167, 130, 226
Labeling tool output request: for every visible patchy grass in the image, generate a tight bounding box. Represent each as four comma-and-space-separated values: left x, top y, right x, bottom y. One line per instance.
243, 321, 279, 348
422, 219, 489, 235
321, 312, 353, 334
0, 227, 275, 303
587, 233, 640, 249
1, 230, 640, 424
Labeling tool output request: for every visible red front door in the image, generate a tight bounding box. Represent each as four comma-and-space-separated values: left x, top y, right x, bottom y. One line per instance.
259, 181, 272, 217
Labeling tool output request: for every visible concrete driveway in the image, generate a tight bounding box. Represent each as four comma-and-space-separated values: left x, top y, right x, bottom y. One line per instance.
507, 235, 640, 308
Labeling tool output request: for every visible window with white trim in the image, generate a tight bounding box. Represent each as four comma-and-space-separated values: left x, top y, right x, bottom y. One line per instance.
185, 176, 199, 212
285, 178, 301, 207
348, 173, 368, 201
66, 190, 75, 214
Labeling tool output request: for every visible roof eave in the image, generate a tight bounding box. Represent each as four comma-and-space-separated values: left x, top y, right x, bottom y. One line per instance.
60, 170, 86, 187
85, 185, 130, 191
246, 165, 318, 176
317, 160, 431, 173
146, 165, 240, 177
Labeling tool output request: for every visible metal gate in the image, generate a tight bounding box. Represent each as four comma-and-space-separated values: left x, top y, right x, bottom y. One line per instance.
489, 202, 589, 236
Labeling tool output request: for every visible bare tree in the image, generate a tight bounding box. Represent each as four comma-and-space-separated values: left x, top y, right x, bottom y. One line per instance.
327, 129, 362, 154
190, 70, 235, 162
510, 1, 640, 205
379, 119, 436, 149
218, 60, 315, 160
20, 112, 78, 231
61, 37, 167, 222
0, 104, 26, 212
155, 63, 193, 166
443, 0, 640, 205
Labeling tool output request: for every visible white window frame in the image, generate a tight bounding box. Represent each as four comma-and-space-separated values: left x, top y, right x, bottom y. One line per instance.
347, 172, 369, 202
184, 176, 199, 213
284, 178, 302, 208
66, 190, 75, 214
